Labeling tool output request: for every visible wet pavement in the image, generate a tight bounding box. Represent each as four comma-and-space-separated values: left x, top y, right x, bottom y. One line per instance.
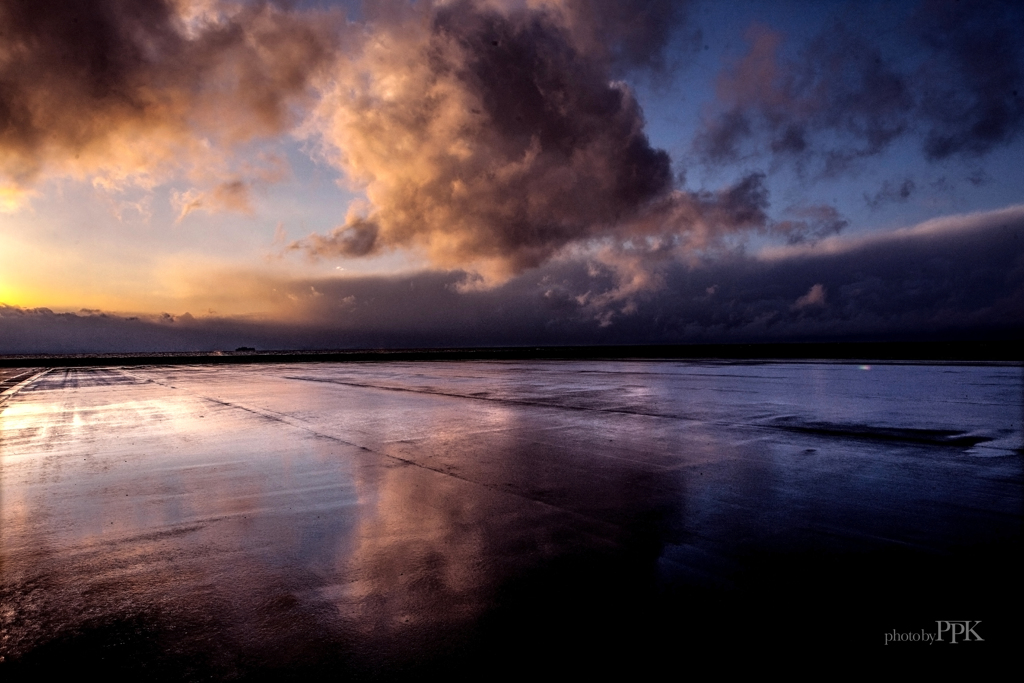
1, 361, 1021, 677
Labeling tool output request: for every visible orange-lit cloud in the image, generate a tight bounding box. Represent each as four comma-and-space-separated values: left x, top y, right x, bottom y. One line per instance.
284, 0, 784, 287
6, 0, 1018, 327
294, 1, 678, 282
0, 0, 341, 191
0, 0, 780, 292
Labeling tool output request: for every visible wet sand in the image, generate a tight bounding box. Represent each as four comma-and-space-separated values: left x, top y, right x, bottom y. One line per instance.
1, 361, 1021, 677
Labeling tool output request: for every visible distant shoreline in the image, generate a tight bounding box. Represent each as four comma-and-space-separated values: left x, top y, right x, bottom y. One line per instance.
1, 340, 1021, 367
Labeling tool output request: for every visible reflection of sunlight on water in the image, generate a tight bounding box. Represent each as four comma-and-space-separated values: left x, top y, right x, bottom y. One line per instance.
0, 401, 58, 427
1, 368, 372, 665
1, 379, 355, 557
0, 485, 34, 561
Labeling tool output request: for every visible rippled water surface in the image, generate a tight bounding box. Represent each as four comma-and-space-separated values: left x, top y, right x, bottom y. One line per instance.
1, 361, 1021, 676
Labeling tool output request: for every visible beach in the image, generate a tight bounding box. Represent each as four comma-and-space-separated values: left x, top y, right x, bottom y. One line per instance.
1, 360, 1020, 676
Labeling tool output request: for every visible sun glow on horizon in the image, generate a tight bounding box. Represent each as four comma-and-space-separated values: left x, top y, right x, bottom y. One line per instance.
0, 0, 1021, 351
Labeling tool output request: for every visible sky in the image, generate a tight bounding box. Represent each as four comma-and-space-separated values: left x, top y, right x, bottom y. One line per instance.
1, 0, 1022, 352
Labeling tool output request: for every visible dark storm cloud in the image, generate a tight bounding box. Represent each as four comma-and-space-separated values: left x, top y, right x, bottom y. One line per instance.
694, 0, 1024, 174
0, 0, 341, 185
514, 207, 1023, 340
295, 0, 783, 281
295, 0, 700, 279
6, 206, 1021, 353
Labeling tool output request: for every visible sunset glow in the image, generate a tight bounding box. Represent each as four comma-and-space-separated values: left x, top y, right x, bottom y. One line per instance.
1, 0, 1021, 352
3, 4, 1021, 673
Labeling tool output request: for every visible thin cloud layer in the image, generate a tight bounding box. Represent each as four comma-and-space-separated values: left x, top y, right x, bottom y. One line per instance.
4, 206, 1020, 353
768, 204, 848, 245
865, 179, 916, 210
694, 0, 1024, 175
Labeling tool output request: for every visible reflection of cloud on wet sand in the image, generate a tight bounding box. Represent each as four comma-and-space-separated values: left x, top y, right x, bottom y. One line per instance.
316, 461, 491, 643
3, 363, 1020, 673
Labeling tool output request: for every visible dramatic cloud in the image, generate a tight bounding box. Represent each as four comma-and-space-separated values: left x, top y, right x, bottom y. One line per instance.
694, 0, 1024, 174
3, 0, 773, 280
2, 0, 1019, 354
295, 0, 682, 279
288, 0, 791, 282
0, 0, 341, 193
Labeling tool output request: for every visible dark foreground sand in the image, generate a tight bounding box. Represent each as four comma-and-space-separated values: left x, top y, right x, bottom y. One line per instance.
1, 361, 1020, 677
